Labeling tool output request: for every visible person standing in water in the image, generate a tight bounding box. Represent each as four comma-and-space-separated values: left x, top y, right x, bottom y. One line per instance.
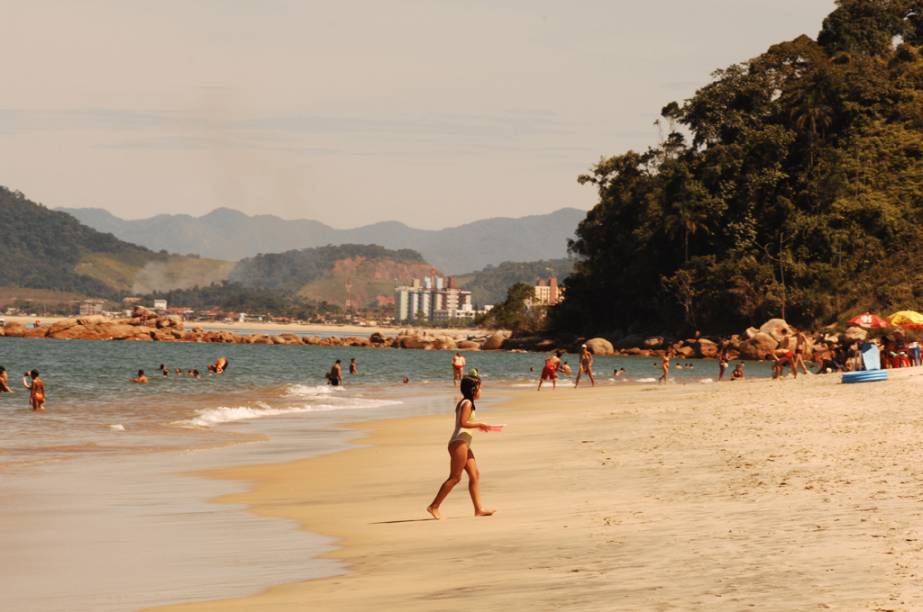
327, 359, 343, 386
451, 352, 466, 386
658, 351, 671, 384
575, 344, 596, 387
718, 345, 730, 381
427, 374, 496, 519
0, 366, 13, 393
22, 369, 46, 411
349, 358, 359, 375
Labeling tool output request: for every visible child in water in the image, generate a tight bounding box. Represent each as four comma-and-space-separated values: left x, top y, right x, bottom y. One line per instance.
22, 370, 46, 411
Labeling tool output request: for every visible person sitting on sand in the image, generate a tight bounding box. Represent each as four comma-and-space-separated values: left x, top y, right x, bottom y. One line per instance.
731, 363, 745, 380
402, 376, 410, 384
538, 351, 562, 390
451, 352, 466, 386
22, 369, 45, 411
0, 366, 13, 393
427, 373, 496, 520
575, 344, 596, 387
131, 370, 149, 384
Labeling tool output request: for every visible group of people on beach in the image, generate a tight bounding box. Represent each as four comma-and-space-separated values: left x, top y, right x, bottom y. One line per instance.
0, 366, 46, 411
537, 344, 597, 390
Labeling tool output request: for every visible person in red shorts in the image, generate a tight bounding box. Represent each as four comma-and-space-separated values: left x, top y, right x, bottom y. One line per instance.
537, 351, 562, 390
451, 352, 466, 386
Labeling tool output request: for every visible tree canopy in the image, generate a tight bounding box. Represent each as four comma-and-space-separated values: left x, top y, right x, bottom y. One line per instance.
554, 0, 923, 336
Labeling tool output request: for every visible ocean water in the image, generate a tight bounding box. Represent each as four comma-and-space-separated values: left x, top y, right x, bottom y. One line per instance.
0, 334, 775, 610
0, 335, 773, 467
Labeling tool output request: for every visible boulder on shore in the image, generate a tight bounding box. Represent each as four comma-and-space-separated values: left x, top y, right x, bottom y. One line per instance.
585, 337, 615, 356
481, 331, 511, 350
738, 332, 778, 360
759, 318, 793, 343
0, 322, 24, 337
132, 306, 158, 320
456, 340, 480, 350
695, 338, 719, 358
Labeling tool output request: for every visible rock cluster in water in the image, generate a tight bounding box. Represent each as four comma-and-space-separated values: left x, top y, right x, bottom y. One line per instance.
0, 309, 864, 360
0, 307, 516, 351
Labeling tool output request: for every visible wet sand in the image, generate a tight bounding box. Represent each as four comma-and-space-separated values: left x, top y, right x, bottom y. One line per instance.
153, 370, 923, 611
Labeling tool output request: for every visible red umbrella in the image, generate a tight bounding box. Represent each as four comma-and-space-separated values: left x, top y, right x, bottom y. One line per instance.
848, 312, 890, 329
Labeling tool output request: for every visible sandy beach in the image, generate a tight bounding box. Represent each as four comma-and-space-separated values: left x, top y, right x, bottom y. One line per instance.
149, 370, 923, 611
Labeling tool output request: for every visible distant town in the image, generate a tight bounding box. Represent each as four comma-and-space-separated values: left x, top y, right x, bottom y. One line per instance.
1, 275, 564, 328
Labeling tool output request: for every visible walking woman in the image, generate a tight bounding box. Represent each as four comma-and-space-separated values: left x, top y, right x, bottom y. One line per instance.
427, 374, 496, 519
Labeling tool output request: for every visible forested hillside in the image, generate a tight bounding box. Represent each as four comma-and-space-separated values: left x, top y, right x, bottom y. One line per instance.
229, 244, 436, 309
554, 0, 923, 336
455, 258, 575, 305
0, 187, 232, 296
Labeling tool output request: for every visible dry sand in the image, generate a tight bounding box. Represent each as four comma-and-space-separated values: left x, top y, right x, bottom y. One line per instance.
152, 370, 923, 611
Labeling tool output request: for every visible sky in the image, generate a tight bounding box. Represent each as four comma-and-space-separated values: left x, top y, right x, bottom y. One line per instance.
0, 0, 836, 229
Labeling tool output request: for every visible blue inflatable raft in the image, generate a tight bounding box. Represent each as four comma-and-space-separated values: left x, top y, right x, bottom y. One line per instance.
842, 370, 888, 384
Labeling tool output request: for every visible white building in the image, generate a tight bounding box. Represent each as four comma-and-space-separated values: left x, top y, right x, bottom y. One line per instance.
395, 275, 474, 323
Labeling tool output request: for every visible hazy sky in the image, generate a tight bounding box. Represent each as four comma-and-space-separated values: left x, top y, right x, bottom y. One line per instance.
1, 0, 835, 228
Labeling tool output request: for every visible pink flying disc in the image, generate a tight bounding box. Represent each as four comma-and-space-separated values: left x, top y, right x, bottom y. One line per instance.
486, 424, 505, 432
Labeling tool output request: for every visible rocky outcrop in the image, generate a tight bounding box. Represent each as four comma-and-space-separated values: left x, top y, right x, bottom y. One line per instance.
695, 338, 719, 358
759, 318, 793, 343
585, 337, 615, 356
738, 332, 778, 360
481, 331, 511, 350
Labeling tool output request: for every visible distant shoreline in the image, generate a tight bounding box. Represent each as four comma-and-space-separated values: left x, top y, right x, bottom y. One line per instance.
0, 315, 486, 340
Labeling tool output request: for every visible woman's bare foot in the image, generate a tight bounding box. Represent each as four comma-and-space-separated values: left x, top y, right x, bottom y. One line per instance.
475, 509, 495, 517
426, 505, 441, 519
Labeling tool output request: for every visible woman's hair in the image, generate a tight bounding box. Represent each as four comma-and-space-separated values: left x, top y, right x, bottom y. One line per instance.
460, 375, 480, 403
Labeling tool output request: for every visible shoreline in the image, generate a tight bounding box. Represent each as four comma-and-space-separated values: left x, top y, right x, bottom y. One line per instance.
0, 315, 485, 339
151, 369, 923, 610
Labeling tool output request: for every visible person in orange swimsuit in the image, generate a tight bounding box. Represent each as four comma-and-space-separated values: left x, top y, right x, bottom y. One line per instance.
22, 369, 45, 411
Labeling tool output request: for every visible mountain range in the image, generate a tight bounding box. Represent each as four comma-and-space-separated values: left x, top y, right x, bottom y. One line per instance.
0, 186, 231, 297
58, 207, 584, 274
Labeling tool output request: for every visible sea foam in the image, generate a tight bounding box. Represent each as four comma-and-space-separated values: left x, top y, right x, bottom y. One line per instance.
176, 391, 402, 428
